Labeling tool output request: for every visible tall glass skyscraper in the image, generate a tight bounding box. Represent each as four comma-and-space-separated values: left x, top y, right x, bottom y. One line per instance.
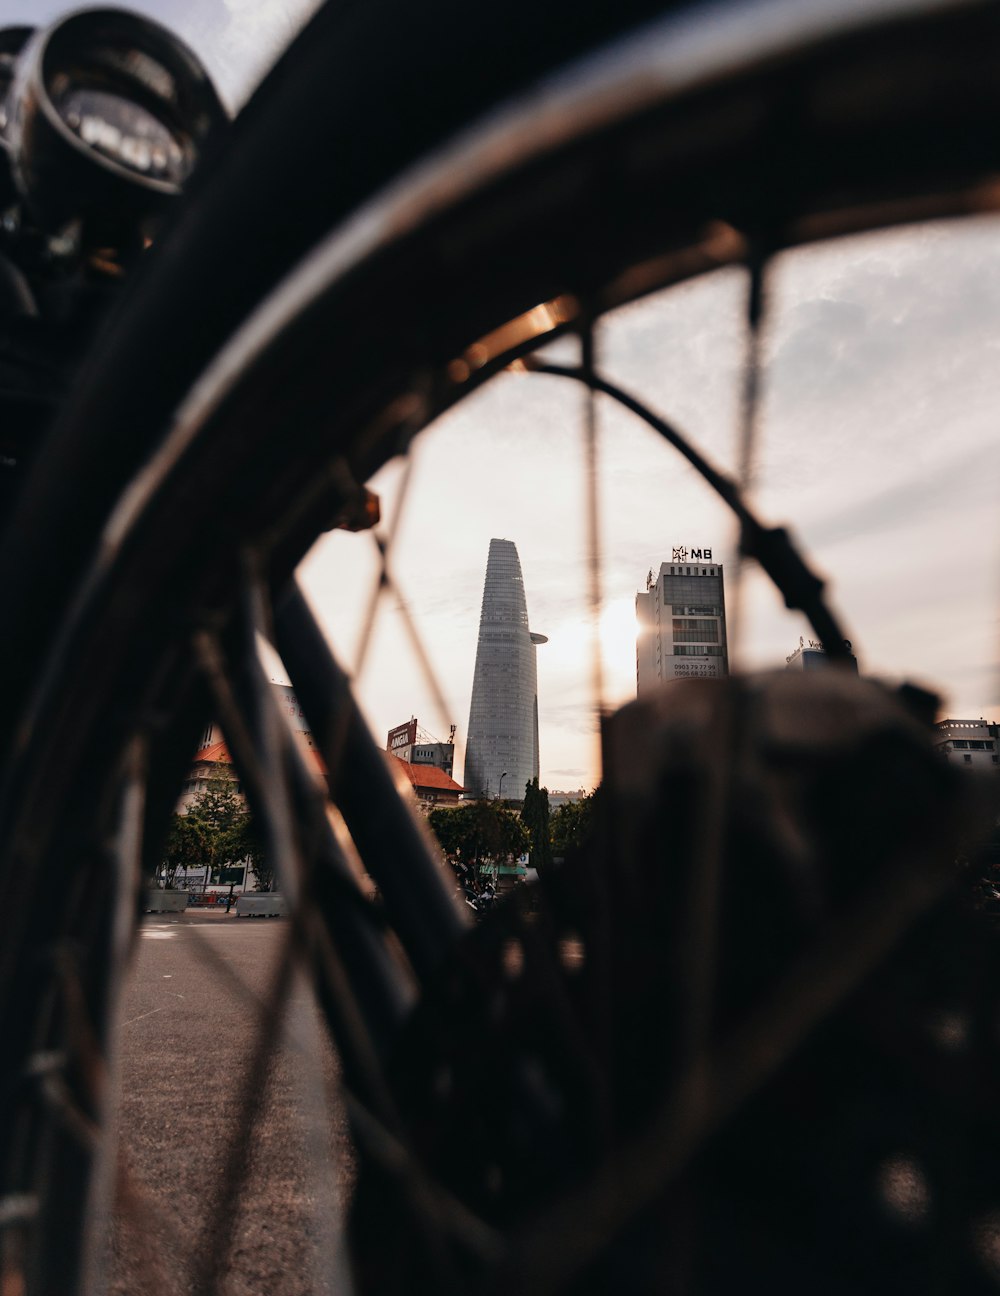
464, 539, 546, 800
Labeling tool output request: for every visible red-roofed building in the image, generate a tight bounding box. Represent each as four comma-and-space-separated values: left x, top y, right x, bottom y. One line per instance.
179, 735, 328, 810
389, 753, 465, 807
180, 676, 464, 838
178, 740, 237, 810
181, 728, 462, 817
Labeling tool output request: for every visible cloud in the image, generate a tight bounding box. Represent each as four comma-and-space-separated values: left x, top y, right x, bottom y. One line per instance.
805, 440, 1000, 551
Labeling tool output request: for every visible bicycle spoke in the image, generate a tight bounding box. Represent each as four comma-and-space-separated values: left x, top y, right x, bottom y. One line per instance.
354, 465, 455, 736
32, 1052, 99, 1153
580, 321, 606, 743
188, 605, 396, 1293
78, 737, 148, 1294
188, 927, 297, 1296
250, 575, 505, 1285
235, 558, 307, 906
191, 564, 483, 1290
667, 253, 770, 1191
178, 918, 403, 1291
196, 587, 415, 1064
353, 452, 416, 683
274, 579, 466, 985
503, 840, 958, 1296
384, 569, 456, 741
509, 905, 613, 1150
671, 687, 736, 1115
286, 967, 357, 1296
737, 251, 768, 496
522, 359, 849, 656
342, 1089, 502, 1266
728, 252, 769, 663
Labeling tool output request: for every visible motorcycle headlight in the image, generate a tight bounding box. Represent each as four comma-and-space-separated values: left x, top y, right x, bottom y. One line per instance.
0, 27, 33, 208
7, 8, 226, 239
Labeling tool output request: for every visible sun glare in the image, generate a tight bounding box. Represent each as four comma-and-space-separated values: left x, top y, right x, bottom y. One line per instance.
599, 597, 641, 708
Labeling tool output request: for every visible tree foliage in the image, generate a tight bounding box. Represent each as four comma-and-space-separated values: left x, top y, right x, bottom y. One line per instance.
162, 776, 266, 890
428, 800, 529, 867
521, 777, 552, 874
162, 812, 210, 889
550, 790, 598, 860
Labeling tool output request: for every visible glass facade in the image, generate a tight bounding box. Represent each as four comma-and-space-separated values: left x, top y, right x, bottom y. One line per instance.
464, 539, 544, 800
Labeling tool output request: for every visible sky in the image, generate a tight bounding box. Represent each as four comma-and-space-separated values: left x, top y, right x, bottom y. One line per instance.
8, 2, 1000, 791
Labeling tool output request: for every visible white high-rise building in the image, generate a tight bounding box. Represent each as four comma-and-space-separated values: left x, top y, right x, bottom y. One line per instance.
636, 549, 728, 695
934, 718, 999, 770
464, 539, 546, 801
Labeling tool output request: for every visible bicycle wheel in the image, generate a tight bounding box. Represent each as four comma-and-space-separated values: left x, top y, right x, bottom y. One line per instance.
1, 1, 999, 1292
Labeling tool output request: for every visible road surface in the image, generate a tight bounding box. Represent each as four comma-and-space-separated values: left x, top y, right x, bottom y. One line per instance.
108, 912, 353, 1295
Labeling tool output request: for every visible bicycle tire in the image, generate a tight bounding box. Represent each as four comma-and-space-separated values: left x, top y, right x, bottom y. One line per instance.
1, 1, 999, 1293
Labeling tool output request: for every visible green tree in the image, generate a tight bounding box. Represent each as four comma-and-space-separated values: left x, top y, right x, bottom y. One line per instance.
521, 777, 553, 874
164, 776, 265, 891
550, 790, 598, 860
427, 806, 470, 860
428, 800, 529, 870
162, 811, 210, 889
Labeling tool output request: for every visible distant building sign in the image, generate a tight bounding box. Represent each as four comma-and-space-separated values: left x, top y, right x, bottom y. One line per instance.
672, 661, 723, 679
785, 636, 857, 671
276, 683, 310, 735
387, 720, 417, 759
672, 546, 712, 562
785, 635, 855, 658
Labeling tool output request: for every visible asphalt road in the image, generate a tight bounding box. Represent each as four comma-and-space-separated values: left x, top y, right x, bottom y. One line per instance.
108, 912, 354, 1295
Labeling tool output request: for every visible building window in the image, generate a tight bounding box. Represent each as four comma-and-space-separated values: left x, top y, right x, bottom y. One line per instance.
672, 618, 720, 643
964, 754, 973, 764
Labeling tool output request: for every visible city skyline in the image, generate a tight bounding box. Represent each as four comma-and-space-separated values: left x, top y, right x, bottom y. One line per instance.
299, 214, 1000, 790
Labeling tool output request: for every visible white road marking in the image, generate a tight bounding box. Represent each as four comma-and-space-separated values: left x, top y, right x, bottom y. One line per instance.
123, 1006, 168, 1027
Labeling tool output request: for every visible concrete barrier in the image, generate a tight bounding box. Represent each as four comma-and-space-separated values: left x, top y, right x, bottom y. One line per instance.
236, 894, 287, 918
143, 889, 189, 913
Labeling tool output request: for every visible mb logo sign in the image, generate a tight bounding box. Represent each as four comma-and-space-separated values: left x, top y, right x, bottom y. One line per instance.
672, 546, 713, 562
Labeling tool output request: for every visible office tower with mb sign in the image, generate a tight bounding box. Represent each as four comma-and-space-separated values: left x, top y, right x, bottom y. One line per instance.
636, 548, 728, 696
464, 538, 546, 801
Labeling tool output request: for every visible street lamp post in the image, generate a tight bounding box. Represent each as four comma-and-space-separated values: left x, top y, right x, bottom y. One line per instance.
498, 771, 508, 801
